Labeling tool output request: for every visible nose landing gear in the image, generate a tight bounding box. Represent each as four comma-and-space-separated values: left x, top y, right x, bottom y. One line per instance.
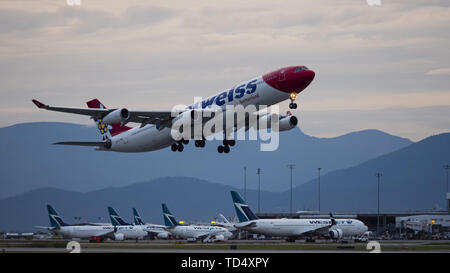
289, 92, 298, 109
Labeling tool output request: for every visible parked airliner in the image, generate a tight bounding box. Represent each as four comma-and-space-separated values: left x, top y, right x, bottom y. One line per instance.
162, 203, 233, 242
31, 66, 315, 153
37, 205, 146, 242
132, 207, 170, 239
230, 191, 368, 242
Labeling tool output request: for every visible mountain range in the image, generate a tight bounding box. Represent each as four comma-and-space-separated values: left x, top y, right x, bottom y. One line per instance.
0, 122, 413, 198
1, 132, 449, 232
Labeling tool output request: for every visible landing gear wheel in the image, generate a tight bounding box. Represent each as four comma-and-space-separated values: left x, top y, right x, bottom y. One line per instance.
228, 140, 235, 146
182, 139, 189, 145
171, 144, 178, 152
177, 144, 184, 152
217, 145, 224, 153
195, 140, 200, 147
200, 140, 205, 147
289, 92, 298, 109
223, 145, 230, 153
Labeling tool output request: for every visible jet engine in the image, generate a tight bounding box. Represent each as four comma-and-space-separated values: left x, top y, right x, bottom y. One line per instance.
171, 109, 203, 140
257, 113, 298, 132
102, 108, 129, 125
113, 233, 125, 241
329, 228, 343, 240
157, 232, 169, 239
278, 115, 298, 131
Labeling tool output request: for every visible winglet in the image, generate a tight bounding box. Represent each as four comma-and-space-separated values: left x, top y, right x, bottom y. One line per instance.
32, 99, 47, 109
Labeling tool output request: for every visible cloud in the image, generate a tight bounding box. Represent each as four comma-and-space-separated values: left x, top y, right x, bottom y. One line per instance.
1, 0, 450, 141
426, 68, 450, 75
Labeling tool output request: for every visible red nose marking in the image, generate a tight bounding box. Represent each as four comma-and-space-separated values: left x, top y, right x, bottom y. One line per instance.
262, 66, 315, 94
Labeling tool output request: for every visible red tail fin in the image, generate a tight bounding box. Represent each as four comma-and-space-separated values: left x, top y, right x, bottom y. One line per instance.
86, 99, 132, 138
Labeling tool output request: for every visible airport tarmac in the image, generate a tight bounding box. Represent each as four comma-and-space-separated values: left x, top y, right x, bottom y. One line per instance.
1, 239, 450, 253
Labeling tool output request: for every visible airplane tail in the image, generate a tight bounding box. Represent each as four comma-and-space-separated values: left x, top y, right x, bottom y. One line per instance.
108, 206, 131, 226
162, 203, 178, 227
219, 213, 230, 224
47, 204, 69, 228
230, 191, 259, 223
86, 99, 132, 140
133, 208, 145, 225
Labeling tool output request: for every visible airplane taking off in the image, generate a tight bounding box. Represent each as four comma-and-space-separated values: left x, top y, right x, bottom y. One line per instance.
162, 203, 233, 242
230, 191, 368, 242
132, 208, 170, 239
37, 205, 146, 242
31, 66, 315, 153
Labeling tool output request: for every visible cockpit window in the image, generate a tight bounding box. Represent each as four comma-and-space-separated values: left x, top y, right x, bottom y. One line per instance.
294, 66, 308, 72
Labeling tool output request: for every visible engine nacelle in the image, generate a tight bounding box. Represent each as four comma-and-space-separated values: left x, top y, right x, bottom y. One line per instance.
102, 108, 129, 125
157, 232, 169, 239
113, 233, 125, 241
329, 228, 343, 240
257, 114, 298, 132
278, 115, 298, 131
171, 109, 202, 140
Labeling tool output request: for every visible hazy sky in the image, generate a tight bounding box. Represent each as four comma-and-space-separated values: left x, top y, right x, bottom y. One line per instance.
1, 0, 449, 141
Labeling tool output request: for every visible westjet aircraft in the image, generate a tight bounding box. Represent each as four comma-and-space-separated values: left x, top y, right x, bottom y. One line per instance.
230, 191, 368, 242
107, 206, 147, 240
162, 203, 232, 242
31, 66, 315, 153
37, 205, 146, 242
132, 208, 170, 239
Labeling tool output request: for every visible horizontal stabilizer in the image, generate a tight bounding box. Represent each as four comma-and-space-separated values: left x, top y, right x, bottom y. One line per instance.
53, 141, 111, 149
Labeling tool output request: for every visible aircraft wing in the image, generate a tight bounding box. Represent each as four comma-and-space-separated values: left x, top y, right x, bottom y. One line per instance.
35, 225, 57, 231
297, 214, 337, 237
300, 225, 333, 237
32, 99, 173, 125
194, 231, 219, 240
235, 221, 257, 229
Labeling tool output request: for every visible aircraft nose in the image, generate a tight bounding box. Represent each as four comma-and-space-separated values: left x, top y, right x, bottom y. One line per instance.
305, 70, 315, 85
293, 69, 315, 93
362, 223, 368, 232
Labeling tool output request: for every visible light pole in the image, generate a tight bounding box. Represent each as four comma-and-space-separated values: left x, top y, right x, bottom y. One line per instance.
287, 164, 295, 216
444, 165, 450, 211
257, 168, 261, 213
444, 165, 450, 193
318, 167, 322, 212
244, 166, 247, 202
376, 172, 383, 236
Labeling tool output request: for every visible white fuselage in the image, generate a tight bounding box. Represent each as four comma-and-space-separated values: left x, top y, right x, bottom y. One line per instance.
55, 225, 147, 240
168, 225, 233, 240
106, 77, 289, 152
140, 224, 169, 236
236, 218, 368, 238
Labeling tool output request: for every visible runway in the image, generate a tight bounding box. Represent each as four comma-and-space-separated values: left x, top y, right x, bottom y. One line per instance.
1, 239, 450, 253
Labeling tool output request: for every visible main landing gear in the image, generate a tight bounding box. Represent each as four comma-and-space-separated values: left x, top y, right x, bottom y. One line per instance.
289, 92, 298, 109
171, 139, 189, 152
217, 139, 235, 154
194, 139, 206, 148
